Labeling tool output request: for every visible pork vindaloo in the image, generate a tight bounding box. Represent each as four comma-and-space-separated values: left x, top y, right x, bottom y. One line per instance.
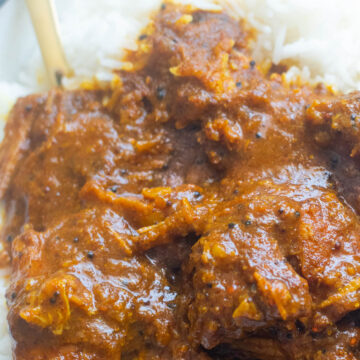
2, 3, 360, 359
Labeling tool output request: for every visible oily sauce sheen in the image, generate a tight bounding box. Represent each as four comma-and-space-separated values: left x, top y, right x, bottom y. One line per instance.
2, 3, 360, 359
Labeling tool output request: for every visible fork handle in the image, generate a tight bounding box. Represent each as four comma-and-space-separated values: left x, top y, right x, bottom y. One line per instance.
25, 0, 72, 87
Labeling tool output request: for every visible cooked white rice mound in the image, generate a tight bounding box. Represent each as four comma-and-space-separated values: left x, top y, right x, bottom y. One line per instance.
234, 0, 360, 91
1, 0, 360, 358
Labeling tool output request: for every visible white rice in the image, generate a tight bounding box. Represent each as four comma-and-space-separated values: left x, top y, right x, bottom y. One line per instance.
229, 0, 360, 91
1, 0, 360, 358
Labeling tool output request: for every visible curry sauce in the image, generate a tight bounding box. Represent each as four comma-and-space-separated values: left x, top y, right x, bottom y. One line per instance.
1, 3, 360, 359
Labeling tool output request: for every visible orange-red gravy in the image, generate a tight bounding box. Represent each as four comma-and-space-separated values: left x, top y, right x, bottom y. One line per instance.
1, 3, 360, 359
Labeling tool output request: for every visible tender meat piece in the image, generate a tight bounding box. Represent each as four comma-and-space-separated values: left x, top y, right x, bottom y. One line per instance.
306, 92, 360, 157
0, 90, 106, 199
306, 92, 360, 214
211, 325, 360, 360
111, 6, 251, 128
298, 193, 360, 326
0, 95, 43, 198
80, 182, 206, 247
182, 178, 360, 355
1, 90, 113, 238
9, 110, 119, 233
7, 207, 182, 359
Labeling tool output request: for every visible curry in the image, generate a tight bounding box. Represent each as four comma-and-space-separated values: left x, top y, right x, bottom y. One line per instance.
1, 3, 360, 359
